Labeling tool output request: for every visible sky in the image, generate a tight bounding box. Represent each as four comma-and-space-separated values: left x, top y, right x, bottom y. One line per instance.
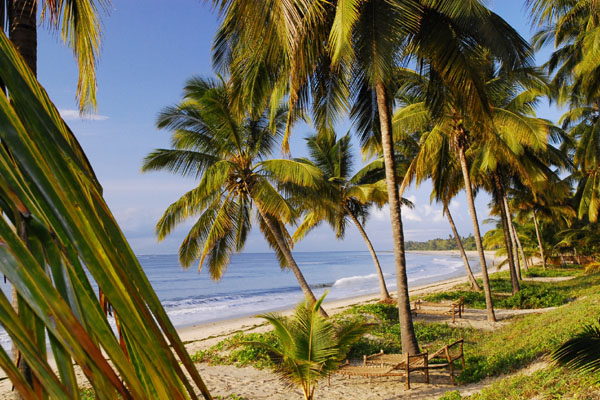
33, 0, 562, 255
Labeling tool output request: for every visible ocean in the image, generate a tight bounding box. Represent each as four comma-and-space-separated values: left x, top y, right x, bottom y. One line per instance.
0, 251, 487, 351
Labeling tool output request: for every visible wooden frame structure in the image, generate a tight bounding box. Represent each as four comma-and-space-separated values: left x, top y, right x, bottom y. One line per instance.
411, 297, 465, 323
365, 338, 465, 382
336, 351, 429, 390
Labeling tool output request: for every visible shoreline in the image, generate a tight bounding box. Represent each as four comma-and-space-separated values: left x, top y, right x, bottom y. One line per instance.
179, 250, 502, 353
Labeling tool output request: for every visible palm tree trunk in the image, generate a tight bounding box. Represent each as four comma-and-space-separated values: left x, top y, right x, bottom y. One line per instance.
444, 206, 481, 291
255, 204, 327, 317
532, 209, 547, 269
7, 0, 37, 75
494, 176, 519, 294
375, 81, 419, 354
503, 196, 526, 276
511, 215, 529, 272
456, 140, 496, 322
344, 204, 391, 301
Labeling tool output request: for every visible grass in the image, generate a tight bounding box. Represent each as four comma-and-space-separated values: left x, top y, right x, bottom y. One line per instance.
455, 272, 600, 383
190, 331, 279, 369
523, 265, 583, 278
440, 366, 600, 399
422, 267, 585, 310
190, 302, 472, 368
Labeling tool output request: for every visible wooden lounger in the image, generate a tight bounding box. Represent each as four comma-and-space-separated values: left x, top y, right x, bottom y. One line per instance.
365, 338, 465, 382
411, 297, 465, 322
336, 351, 429, 390
427, 338, 465, 381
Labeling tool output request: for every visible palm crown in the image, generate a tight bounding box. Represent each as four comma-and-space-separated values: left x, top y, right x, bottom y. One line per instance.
291, 130, 394, 300
142, 76, 323, 280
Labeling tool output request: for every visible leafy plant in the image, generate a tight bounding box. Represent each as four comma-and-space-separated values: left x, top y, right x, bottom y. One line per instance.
255, 294, 370, 400
553, 319, 600, 374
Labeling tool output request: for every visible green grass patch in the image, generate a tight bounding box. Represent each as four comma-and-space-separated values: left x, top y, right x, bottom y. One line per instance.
421, 270, 590, 310
191, 331, 279, 369
440, 366, 600, 399
523, 266, 583, 278
457, 273, 600, 383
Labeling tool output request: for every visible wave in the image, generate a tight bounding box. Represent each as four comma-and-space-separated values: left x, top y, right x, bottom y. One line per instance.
332, 273, 380, 287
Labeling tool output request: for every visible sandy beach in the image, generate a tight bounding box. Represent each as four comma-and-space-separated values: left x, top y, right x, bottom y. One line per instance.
0, 250, 509, 399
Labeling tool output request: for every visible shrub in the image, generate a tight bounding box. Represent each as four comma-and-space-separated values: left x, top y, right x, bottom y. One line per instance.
584, 262, 600, 275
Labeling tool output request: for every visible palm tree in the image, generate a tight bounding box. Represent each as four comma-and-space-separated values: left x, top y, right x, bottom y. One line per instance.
257, 294, 370, 400
392, 80, 482, 291
511, 180, 576, 269
3, 0, 106, 392
0, 31, 212, 399
2, 0, 105, 110
142, 76, 327, 314
292, 130, 392, 301
529, 0, 600, 223
392, 59, 551, 314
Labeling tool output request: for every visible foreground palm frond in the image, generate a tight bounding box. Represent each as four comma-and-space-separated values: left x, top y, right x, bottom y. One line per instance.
0, 31, 211, 399
553, 319, 600, 374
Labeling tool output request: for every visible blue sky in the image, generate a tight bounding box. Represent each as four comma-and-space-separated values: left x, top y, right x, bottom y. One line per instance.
34, 1, 562, 255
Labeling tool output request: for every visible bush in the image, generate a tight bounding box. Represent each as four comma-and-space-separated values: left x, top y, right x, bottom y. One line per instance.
584, 262, 600, 275
190, 331, 279, 369
439, 390, 463, 400
524, 266, 582, 278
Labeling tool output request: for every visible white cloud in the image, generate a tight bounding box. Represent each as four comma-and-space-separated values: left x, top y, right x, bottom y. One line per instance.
450, 199, 461, 210
403, 207, 422, 221
372, 205, 389, 221
59, 109, 108, 121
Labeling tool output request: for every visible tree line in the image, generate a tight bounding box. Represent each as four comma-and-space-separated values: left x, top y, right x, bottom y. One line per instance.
405, 236, 477, 251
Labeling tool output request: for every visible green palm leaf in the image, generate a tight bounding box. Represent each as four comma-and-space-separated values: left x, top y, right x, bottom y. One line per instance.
0, 30, 212, 399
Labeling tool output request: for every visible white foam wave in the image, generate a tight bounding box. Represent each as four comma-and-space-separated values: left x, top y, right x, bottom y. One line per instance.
333, 273, 379, 287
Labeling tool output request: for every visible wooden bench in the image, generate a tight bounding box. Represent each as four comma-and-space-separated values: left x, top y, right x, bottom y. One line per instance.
411, 297, 465, 322
336, 351, 429, 390
365, 338, 465, 383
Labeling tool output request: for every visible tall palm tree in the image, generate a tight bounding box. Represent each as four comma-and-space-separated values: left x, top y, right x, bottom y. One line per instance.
213, 0, 534, 345
142, 76, 327, 314
391, 78, 482, 291
529, 0, 600, 223
292, 130, 393, 301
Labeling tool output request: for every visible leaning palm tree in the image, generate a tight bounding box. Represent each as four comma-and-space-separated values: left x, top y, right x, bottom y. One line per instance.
292, 130, 392, 301
257, 294, 370, 400
392, 81, 482, 291
142, 76, 327, 313
0, 31, 212, 400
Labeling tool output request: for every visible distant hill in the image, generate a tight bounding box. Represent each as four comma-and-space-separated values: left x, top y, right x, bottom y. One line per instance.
405, 235, 477, 251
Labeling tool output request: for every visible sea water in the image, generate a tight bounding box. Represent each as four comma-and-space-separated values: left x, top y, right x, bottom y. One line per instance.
0, 251, 487, 351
